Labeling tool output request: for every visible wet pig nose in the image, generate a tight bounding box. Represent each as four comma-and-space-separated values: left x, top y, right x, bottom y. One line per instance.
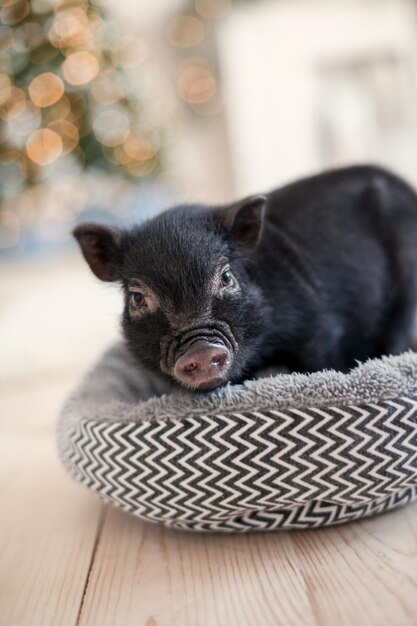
174, 340, 230, 388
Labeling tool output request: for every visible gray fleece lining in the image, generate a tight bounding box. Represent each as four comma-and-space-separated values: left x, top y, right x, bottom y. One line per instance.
60, 342, 417, 428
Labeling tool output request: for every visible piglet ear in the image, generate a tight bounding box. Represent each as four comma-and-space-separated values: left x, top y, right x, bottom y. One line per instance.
72, 223, 122, 282
222, 195, 267, 249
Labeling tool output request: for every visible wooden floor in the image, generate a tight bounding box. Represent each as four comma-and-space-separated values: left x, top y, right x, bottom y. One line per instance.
1, 368, 417, 626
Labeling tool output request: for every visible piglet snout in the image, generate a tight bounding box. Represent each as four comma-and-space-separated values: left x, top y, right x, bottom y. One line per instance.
174, 341, 230, 388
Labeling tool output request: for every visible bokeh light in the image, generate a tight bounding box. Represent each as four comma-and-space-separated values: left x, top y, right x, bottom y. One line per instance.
93, 108, 130, 147
7, 101, 41, 140
29, 72, 65, 107
48, 7, 89, 49
168, 2, 230, 116
91, 69, 125, 104
0, 23, 14, 42
31, 0, 54, 15
167, 16, 205, 49
1, 0, 30, 26
110, 35, 149, 68
62, 51, 99, 85
0, 87, 25, 123
6, 41, 29, 74
177, 59, 216, 105
47, 119, 79, 154
124, 157, 158, 178
43, 95, 72, 123
123, 130, 160, 161
0, 75, 12, 107
195, 0, 232, 19
26, 128, 63, 165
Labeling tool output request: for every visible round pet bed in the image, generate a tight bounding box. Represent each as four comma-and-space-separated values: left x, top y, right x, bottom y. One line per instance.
57, 343, 417, 532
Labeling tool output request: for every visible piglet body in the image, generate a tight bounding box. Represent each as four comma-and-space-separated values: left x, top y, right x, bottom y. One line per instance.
74, 165, 417, 390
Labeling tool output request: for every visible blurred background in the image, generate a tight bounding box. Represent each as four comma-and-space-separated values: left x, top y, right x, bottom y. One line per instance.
2, 0, 417, 384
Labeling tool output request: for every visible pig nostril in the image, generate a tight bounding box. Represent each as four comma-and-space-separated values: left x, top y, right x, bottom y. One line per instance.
212, 352, 227, 367
183, 361, 198, 373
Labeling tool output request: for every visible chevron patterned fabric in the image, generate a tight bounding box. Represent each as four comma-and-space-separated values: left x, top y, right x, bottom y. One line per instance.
58, 345, 417, 532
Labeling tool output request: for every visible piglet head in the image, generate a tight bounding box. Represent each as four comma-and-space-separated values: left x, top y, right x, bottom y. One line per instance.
73, 195, 268, 391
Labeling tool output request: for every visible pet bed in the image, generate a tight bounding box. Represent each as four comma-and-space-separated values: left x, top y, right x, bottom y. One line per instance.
57, 343, 417, 532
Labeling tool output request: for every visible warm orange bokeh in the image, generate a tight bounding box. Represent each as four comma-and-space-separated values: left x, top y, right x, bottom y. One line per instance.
47, 119, 79, 155
1, 0, 30, 26
0, 74, 12, 107
123, 132, 159, 161
62, 51, 99, 85
1, 86, 25, 121
167, 16, 205, 49
195, 0, 232, 19
29, 72, 65, 108
177, 62, 216, 105
26, 128, 63, 165
48, 7, 89, 49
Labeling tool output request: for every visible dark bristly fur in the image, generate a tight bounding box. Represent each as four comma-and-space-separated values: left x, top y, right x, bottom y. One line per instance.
73, 165, 417, 391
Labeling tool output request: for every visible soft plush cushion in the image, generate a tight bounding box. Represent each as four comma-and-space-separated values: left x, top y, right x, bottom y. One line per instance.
57, 343, 417, 532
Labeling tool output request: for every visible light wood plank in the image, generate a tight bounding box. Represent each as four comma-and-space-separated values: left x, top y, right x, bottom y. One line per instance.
0, 373, 76, 435
0, 431, 103, 626
292, 505, 417, 626
78, 508, 314, 626
78, 502, 417, 626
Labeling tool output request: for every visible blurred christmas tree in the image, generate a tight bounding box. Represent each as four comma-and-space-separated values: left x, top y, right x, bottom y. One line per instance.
0, 0, 166, 249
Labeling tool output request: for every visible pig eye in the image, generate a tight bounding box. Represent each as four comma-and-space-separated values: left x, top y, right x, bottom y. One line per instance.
128, 282, 158, 317
129, 290, 149, 316
218, 267, 238, 293
221, 270, 232, 286
132, 292, 145, 306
